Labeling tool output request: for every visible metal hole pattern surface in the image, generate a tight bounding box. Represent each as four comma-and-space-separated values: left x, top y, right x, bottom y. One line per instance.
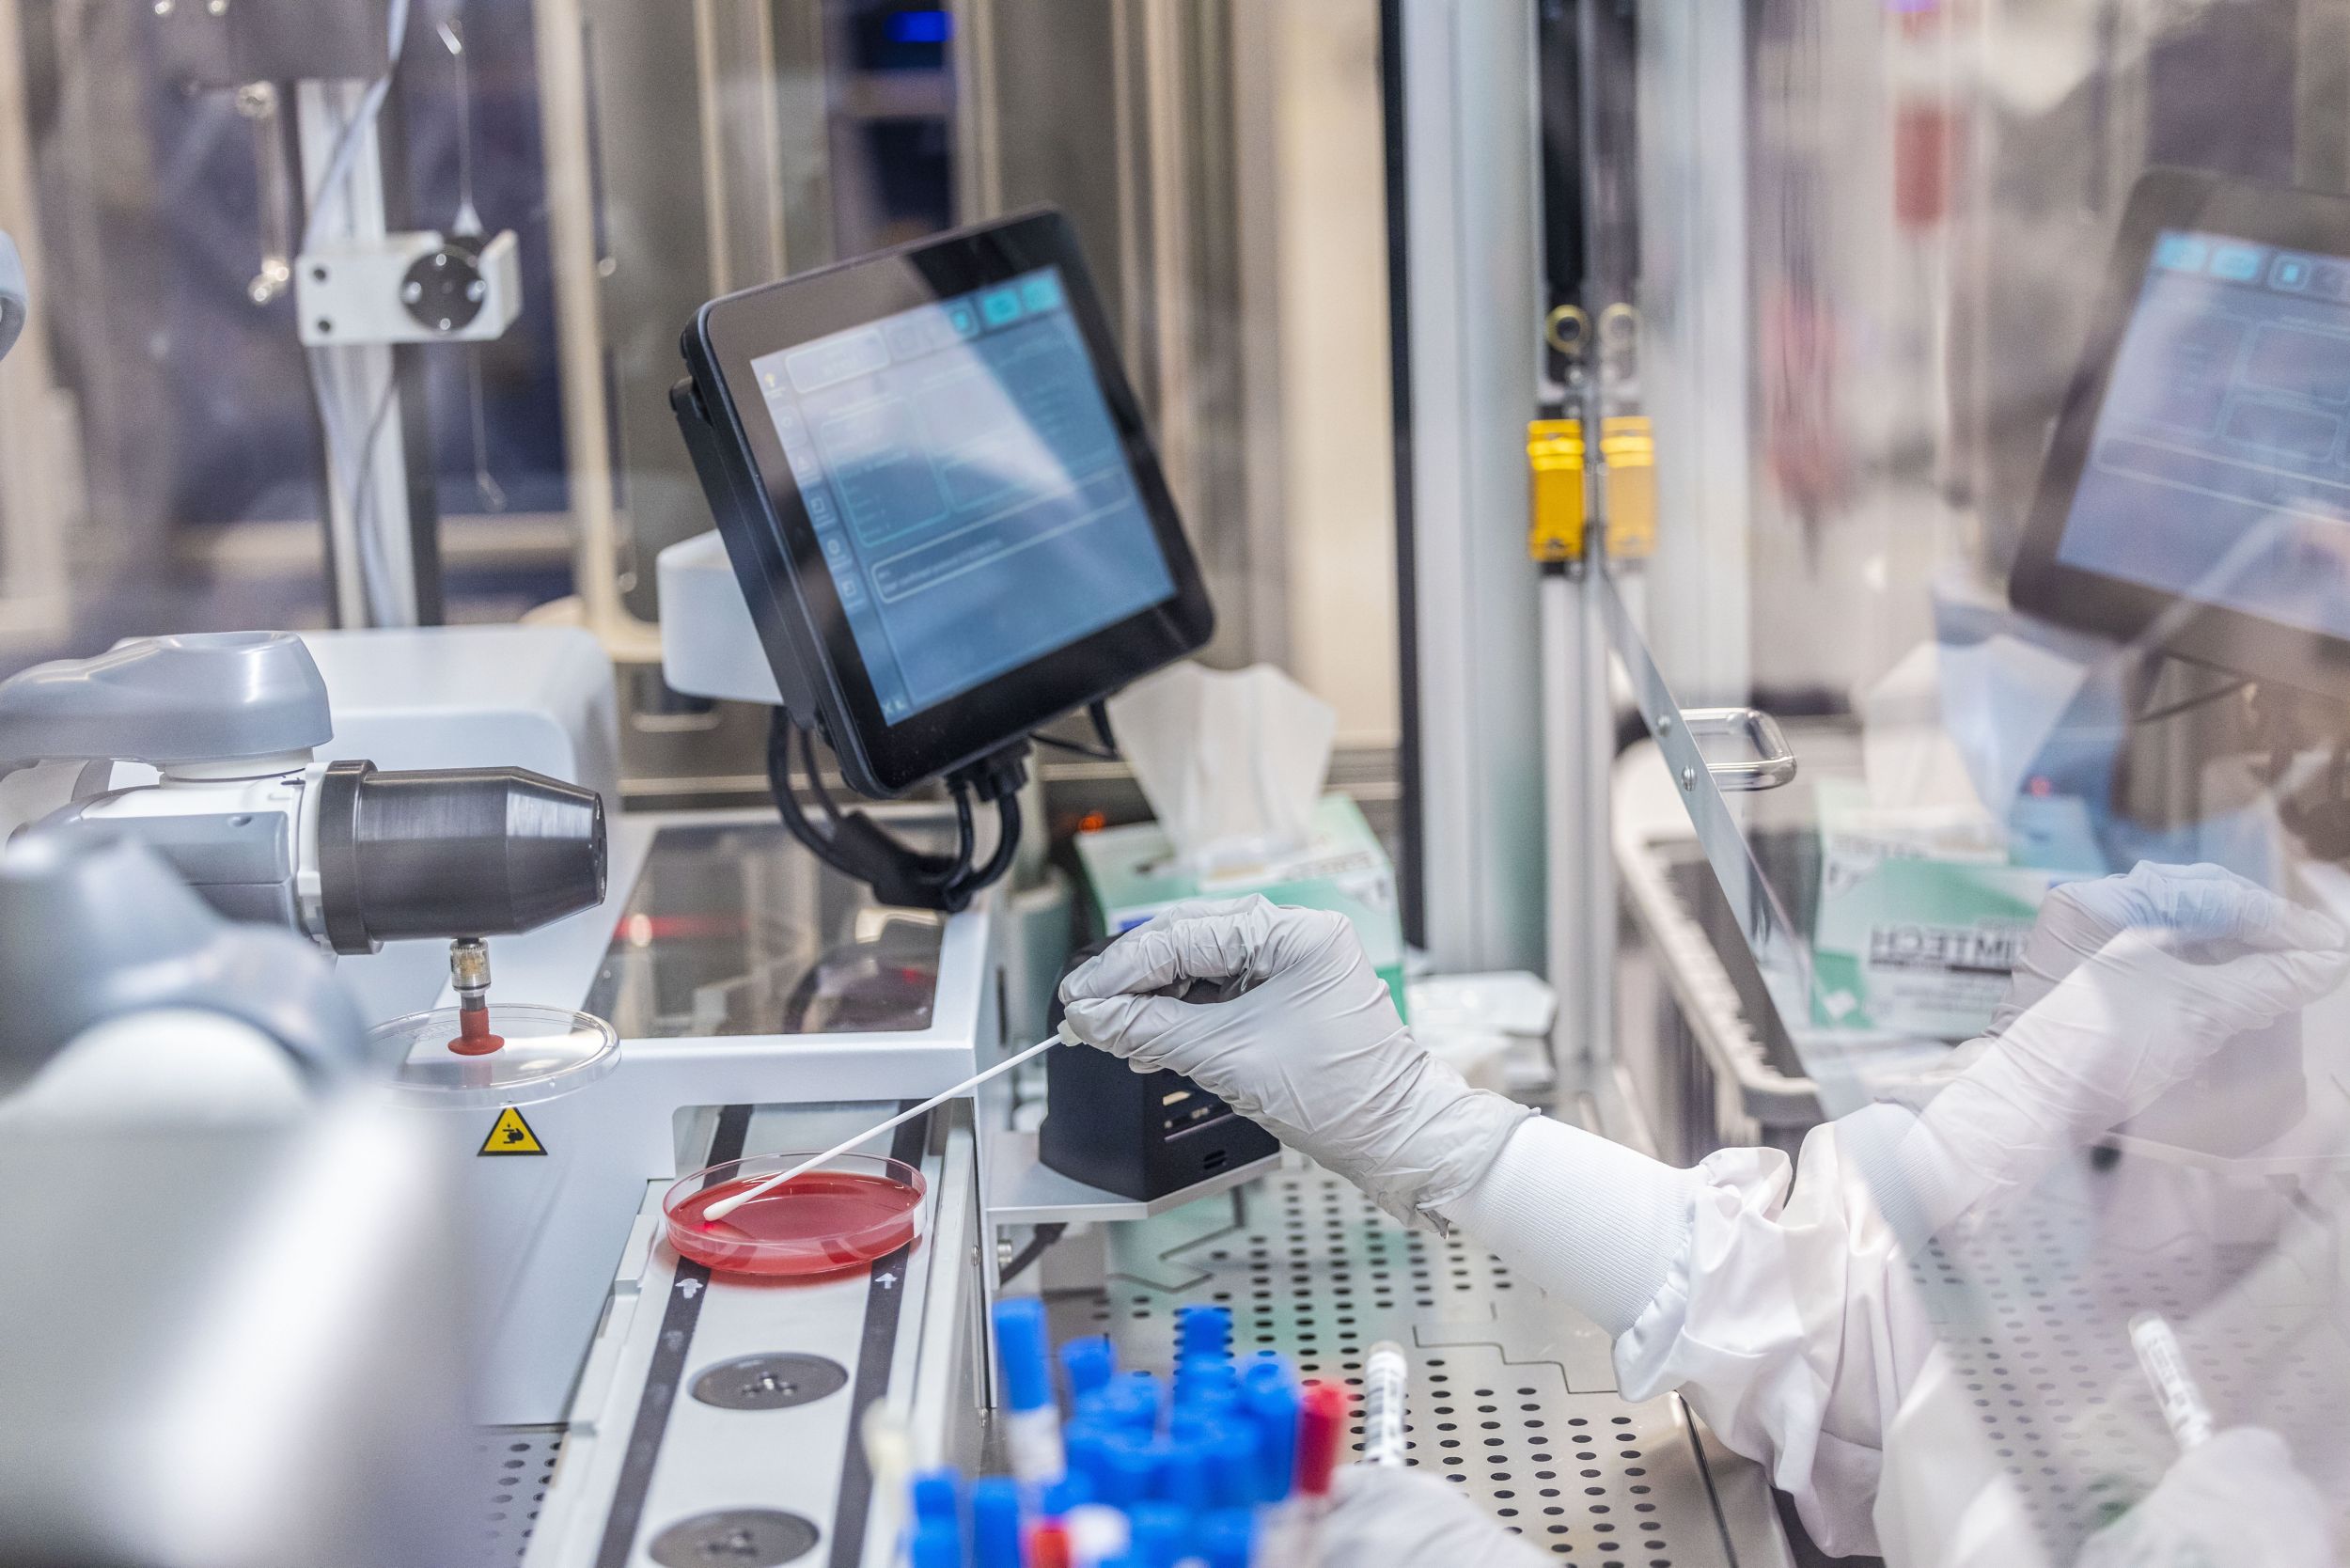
1917, 1193, 2350, 1560
1057, 1166, 1742, 1565
471, 1424, 564, 1566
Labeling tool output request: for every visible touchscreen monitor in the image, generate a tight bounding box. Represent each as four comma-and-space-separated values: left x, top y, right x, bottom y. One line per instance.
676, 210, 1214, 796
746, 265, 1177, 723
2014, 171, 2350, 690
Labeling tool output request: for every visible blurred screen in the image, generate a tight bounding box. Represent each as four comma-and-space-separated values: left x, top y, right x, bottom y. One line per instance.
2058, 227, 2350, 640
749, 265, 1176, 722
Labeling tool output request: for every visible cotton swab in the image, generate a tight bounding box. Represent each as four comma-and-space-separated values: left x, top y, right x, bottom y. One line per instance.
698, 1023, 1077, 1224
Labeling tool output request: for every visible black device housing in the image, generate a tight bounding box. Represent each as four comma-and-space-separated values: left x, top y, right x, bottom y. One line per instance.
671, 208, 1214, 799
1038, 960, 1278, 1203
315, 761, 606, 954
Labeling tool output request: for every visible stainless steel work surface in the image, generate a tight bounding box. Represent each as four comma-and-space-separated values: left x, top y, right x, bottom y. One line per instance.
1049, 1161, 1793, 1567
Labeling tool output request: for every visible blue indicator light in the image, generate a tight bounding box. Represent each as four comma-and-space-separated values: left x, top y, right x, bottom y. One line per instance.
2154, 233, 2210, 273
2211, 244, 2264, 283
887, 9, 951, 45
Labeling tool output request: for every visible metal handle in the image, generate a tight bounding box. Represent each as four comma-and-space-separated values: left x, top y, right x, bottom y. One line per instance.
1678, 707, 1797, 792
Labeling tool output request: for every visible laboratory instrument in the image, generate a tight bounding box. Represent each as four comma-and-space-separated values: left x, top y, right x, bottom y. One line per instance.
1037, 1001, 1279, 1202
670, 208, 1214, 907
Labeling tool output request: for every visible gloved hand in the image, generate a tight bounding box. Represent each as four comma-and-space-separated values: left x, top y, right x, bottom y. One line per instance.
1058, 897, 1528, 1229
1906, 863, 2346, 1214
2075, 1428, 2336, 1568
1312, 1466, 1549, 1567
1989, 861, 2344, 1046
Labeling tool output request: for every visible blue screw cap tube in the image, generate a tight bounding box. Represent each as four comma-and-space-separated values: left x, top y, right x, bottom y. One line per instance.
909, 1521, 961, 1568
1160, 1435, 1214, 1512
1120, 1370, 1166, 1431
970, 1476, 1023, 1568
1206, 1419, 1261, 1510
1199, 1508, 1256, 1568
911, 1468, 962, 1527
1244, 1378, 1299, 1503
1060, 1334, 1117, 1399
1064, 1422, 1113, 1495
1129, 1502, 1186, 1568
992, 1297, 1065, 1485
1040, 1473, 1092, 1518
1101, 1433, 1158, 1505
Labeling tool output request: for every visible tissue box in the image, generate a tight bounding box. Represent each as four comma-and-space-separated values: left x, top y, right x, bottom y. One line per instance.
1074, 793, 1407, 1014
1810, 779, 2063, 1040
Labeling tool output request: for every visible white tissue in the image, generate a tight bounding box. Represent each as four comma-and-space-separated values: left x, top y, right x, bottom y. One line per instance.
1106, 662, 1336, 873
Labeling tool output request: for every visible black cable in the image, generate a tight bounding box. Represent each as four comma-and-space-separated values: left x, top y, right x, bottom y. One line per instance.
948, 789, 1022, 902
996, 1222, 1067, 1286
764, 710, 1004, 908
798, 727, 847, 827
765, 711, 867, 884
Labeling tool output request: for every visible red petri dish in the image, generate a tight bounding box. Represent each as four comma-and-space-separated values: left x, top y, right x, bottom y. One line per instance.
664, 1153, 927, 1278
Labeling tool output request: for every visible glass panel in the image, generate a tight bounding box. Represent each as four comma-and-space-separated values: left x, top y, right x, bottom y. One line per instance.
582, 817, 944, 1038
0, 0, 1402, 795
1622, 4, 2350, 1556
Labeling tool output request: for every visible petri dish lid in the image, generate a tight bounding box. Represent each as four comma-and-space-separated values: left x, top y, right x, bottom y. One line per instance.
368, 1003, 619, 1108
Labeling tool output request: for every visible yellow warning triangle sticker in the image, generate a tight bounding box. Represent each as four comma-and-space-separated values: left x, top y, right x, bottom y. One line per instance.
478, 1105, 547, 1156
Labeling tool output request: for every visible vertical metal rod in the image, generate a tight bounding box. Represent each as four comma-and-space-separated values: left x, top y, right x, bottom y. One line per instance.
295, 81, 419, 629
1540, 567, 1582, 1085
530, 0, 660, 651
1576, 556, 1616, 1082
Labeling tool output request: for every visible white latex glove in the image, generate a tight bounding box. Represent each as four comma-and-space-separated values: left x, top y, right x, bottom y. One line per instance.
1312, 1466, 1549, 1568
1903, 863, 2346, 1216
1991, 861, 2343, 1041
2076, 1429, 2336, 1568
1058, 897, 1529, 1228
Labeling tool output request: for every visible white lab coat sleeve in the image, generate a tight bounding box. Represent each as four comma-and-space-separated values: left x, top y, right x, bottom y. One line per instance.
1612, 1104, 1938, 1560
1440, 1105, 1939, 1562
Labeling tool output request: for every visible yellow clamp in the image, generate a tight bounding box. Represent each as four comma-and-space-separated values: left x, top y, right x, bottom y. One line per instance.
1527, 418, 1587, 564
1599, 416, 1656, 560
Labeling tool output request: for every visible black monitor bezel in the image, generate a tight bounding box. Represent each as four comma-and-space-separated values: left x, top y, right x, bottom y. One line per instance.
2012, 168, 2350, 697
684, 209, 1214, 797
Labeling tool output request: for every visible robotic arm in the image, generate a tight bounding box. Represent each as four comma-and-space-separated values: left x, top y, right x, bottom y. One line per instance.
0, 632, 607, 954
0, 227, 24, 366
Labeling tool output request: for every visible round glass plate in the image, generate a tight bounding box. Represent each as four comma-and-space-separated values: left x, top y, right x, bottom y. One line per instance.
368, 1003, 619, 1108
664, 1153, 927, 1278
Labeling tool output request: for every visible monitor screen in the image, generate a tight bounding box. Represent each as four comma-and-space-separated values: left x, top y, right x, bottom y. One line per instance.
2054, 227, 2350, 642
745, 265, 1178, 724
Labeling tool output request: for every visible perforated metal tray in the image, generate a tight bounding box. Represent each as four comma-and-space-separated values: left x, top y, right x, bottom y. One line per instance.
471, 1425, 565, 1566
1046, 1162, 1791, 1567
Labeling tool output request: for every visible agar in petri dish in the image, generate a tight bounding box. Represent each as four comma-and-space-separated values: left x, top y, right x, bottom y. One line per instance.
664, 1153, 926, 1278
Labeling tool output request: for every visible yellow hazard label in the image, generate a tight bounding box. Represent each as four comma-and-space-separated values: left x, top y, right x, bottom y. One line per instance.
479, 1105, 547, 1156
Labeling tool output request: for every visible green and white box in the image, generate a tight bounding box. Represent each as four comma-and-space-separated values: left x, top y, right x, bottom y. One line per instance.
1810, 780, 2062, 1040
1812, 856, 2058, 1039
1073, 792, 1407, 1015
